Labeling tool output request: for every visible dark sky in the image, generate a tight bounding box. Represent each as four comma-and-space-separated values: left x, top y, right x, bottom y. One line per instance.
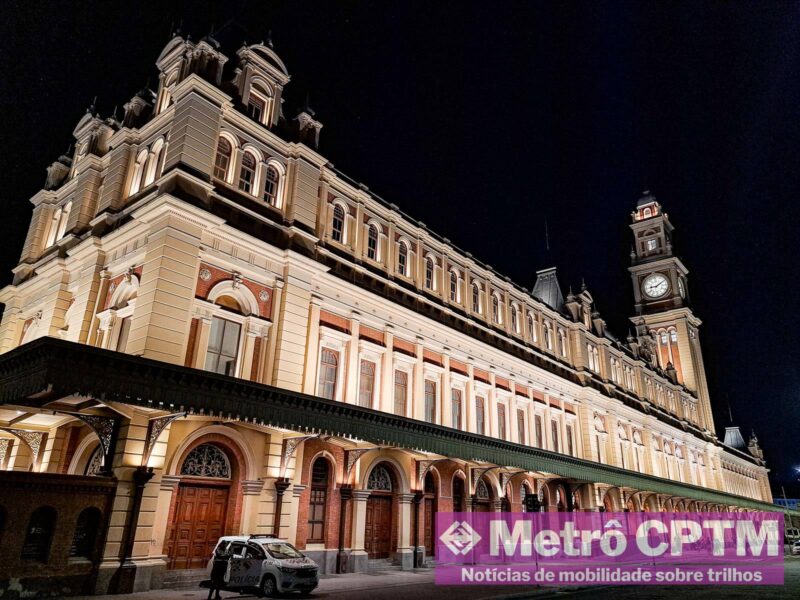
1, 1, 799, 485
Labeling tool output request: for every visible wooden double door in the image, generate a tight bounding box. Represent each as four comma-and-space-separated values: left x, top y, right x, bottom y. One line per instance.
365, 493, 392, 559
423, 496, 436, 556
168, 483, 230, 569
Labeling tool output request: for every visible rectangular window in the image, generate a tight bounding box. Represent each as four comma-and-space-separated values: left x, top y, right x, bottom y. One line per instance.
535, 415, 543, 447
566, 424, 574, 456
646, 238, 657, 251
394, 370, 408, 416
551, 420, 560, 453
116, 317, 131, 352
497, 404, 506, 440
424, 380, 437, 423
517, 409, 526, 445
248, 95, 265, 122
205, 317, 242, 376
213, 150, 229, 180
308, 461, 328, 543
451, 389, 462, 429
475, 397, 485, 435
358, 360, 375, 408
317, 348, 339, 400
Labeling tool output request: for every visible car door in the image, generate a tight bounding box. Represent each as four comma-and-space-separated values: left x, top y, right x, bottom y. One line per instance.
228, 542, 264, 588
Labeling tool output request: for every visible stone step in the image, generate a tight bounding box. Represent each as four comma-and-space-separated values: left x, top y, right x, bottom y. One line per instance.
367, 558, 402, 573
162, 568, 208, 590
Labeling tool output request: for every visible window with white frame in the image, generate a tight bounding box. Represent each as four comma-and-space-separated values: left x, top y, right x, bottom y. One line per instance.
551, 419, 560, 452
205, 316, 242, 376
263, 164, 280, 206
449, 270, 460, 302
510, 303, 519, 333
528, 313, 538, 343
517, 409, 526, 445
397, 241, 409, 276
424, 380, 437, 423
367, 224, 379, 260
214, 137, 232, 180
358, 360, 376, 407
472, 282, 481, 314
394, 370, 408, 416
451, 388, 463, 429
543, 322, 553, 350
558, 328, 567, 357
475, 396, 486, 435
497, 403, 507, 440
566, 423, 575, 456
534, 414, 543, 447
491, 293, 501, 324
248, 94, 266, 122
331, 204, 345, 243
45, 201, 72, 248
586, 343, 600, 372
424, 256, 435, 290
317, 348, 339, 400
238, 151, 257, 194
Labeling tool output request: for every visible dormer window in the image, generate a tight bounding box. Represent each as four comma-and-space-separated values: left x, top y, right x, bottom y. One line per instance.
238, 152, 256, 194
44, 201, 72, 248
248, 95, 266, 123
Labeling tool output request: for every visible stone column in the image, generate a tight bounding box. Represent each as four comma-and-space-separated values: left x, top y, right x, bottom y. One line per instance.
441, 352, 451, 426
397, 493, 415, 569
349, 490, 371, 572
465, 363, 476, 433
381, 326, 395, 414
302, 295, 323, 394
412, 337, 425, 421
241, 480, 265, 536
345, 315, 361, 404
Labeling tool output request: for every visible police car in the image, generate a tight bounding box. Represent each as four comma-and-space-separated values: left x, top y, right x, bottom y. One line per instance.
204, 535, 319, 597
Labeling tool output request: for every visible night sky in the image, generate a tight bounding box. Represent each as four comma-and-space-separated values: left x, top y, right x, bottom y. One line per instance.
1, 1, 798, 487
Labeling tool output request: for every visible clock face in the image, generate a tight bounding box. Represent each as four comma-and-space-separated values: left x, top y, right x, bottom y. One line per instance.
642, 273, 669, 299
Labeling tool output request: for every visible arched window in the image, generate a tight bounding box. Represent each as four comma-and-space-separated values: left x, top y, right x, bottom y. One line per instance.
85, 445, 103, 476
558, 328, 568, 357
367, 465, 393, 491
527, 313, 536, 342
449, 270, 459, 302
263, 164, 280, 206
643, 207, 652, 218
397, 241, 409, 276
472, 282, 481, 313
491, 294, 500, 324
45, 207, 62, 248
214, 137, 232, 180
317, 348, 339, 400
475, 478, 490, 500
308, 458, 330, 543
510, 304, 519, 333
331, 204, 345, 243
70, 507, 101, 559
144, 138, 165, 186
238, 152, 257, 193
543, 323, 553, 350
21, 506, 57, 562
129, 149, 149, 196
670, 330, 678, 343
424, 256, 435, 290
180, 444, 231, 478
367, 224, 379, 260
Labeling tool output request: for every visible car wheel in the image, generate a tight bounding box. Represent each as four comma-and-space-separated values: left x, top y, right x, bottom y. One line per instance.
260, 575, 277, 597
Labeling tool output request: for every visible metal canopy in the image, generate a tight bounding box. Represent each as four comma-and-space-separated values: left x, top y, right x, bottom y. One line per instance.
0, 337, 794, 516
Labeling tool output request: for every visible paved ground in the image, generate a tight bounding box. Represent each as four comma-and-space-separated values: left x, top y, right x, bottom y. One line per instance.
76, 556, 800, 600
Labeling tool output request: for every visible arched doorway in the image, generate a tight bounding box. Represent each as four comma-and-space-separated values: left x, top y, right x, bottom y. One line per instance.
473, 477, 493, 512
167, 443, 235, 569
423, 471, 437, 557
452, 474, 466, 512
365, 463, 397, 560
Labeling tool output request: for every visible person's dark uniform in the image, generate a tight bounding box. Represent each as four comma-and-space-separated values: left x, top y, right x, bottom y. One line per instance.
208, 545, 231, 600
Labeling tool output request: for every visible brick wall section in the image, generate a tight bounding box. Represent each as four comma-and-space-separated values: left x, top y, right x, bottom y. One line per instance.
102, 266, 143, 310
195, 262, 273, 319
0, 472, 116, 596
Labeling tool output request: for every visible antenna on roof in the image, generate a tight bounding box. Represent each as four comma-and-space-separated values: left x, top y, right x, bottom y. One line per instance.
266, 30, 274, 48
544, 218, 550, 252
727, 399, 734, 424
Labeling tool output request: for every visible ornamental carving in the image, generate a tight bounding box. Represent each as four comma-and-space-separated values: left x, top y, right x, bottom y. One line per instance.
143, 413, 185, 466
85, 445, 104, 476
181, 444, 231, 478
344, 448, 375, 480
73, 414, 116, 459
6, 429, 44, 464
199, 268, 212, 281
0, 438, 9, 468
259, 289, 270, 302
367, 465, 393, 491
280, 435, 317, 477
475, 478, 490, 500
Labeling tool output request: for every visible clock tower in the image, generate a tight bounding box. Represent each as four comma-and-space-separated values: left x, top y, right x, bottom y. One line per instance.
628, 192, 715, 434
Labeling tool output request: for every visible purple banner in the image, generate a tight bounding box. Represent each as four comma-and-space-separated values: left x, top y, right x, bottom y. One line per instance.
435, 512, 784, 585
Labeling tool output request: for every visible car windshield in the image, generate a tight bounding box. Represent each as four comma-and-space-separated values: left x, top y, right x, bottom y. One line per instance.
264, 542, 303, 559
